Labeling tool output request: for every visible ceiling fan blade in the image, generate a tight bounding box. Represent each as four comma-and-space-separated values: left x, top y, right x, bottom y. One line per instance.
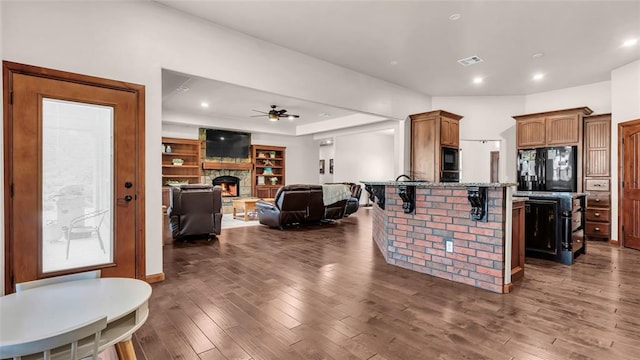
278, 109, 287, 115
251, 114, 266, 117
252, 109, 268, 114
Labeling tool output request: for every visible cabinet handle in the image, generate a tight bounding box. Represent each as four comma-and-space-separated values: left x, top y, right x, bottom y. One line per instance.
594, 213, 600, 217
594, 227, 600, 231
595, 199, 600, 202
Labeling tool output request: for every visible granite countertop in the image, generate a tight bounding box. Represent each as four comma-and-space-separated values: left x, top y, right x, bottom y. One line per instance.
361, 181, 517, 187
513, 191, 588, 199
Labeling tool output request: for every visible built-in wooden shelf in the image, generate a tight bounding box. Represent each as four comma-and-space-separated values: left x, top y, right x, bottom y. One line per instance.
202, 161, 253, 170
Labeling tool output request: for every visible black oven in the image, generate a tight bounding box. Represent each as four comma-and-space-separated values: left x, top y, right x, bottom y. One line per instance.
440, 171, 459, 183
441, 147, 459, 171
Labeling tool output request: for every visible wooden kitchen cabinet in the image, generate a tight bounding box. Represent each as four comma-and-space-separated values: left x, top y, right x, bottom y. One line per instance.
516, 117, 546, 148
583, 113, 611, 241
511, 199, 526, 282
584, 114, 611, 177
409, 110, 463, 182
440, 117, 460, 148
546, 114, 581, 145
513, 107, 592, 148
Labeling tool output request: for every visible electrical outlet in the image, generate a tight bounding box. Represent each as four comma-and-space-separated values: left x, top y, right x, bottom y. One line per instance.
445, 240, 453, 253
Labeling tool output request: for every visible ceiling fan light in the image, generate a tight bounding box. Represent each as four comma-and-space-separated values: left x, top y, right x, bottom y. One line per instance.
268, 113, 279, 121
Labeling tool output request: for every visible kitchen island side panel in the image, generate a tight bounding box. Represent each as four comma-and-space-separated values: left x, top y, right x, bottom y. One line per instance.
375, 185, 507, 293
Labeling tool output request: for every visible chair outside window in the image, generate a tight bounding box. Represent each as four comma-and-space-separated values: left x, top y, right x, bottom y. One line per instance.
0, 316, 107, 360
64, 209, 108, 260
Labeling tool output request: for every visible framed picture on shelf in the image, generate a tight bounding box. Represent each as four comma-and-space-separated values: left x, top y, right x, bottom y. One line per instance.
319, 159, 325, 174
329, 159, 334, 174
257, 175, 265, 185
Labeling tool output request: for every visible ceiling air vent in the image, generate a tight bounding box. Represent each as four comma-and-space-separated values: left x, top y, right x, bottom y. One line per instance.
457, 55, 484, 66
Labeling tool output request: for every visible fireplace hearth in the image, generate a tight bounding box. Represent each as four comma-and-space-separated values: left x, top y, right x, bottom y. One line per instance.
212, 176, 240, 197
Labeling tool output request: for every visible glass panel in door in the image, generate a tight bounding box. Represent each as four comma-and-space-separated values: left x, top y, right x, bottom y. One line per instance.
41, 98, 114, 273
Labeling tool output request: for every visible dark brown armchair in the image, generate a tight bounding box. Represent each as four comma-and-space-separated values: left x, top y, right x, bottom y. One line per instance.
256, 184, 351, 228
167, 184, 222, 240
344, 183, 362, 217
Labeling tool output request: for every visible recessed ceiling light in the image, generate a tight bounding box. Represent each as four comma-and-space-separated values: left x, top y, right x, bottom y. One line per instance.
319, 112, 331, 117
287, 115, 296, 120
176, 85, 190, 92
473, 77, 483, 84
390, 60, 399, 66
622, 38, 638, 47
449, 13, 461, 21
200, 102, 209, 108
532, 52, 544, 58
533, 73, 544, 81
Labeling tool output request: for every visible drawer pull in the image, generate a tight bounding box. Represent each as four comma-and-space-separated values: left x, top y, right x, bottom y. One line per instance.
594, 227, 600, 231
595, 199, 601, 202
594, 213, 600, 217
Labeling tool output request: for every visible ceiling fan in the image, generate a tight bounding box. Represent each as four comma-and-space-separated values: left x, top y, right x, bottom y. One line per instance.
252, 105, 299, 121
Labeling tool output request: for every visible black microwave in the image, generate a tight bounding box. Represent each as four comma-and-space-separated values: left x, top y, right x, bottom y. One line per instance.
441, 147, 459, 171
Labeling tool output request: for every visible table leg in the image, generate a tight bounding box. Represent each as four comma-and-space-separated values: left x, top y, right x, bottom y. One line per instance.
115, 339, 137, 360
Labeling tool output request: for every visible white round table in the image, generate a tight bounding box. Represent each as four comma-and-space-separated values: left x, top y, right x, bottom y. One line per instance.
0, 277, 151, 359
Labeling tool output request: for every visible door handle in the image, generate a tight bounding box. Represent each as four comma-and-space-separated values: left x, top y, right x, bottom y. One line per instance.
124, 195, 133, 202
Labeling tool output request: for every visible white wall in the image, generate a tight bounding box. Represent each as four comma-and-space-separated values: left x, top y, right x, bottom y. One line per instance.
611, 60, 640, 242
318, 144, 335, 184
334, 132, 395, 200
524, 81, 612, 114
431, 96, 525, 182
460, 140, 502, 183
1, 1, 430, 279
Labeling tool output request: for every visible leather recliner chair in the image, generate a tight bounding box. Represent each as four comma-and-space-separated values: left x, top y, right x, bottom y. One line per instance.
344, 183, 362, 217
256, 184, 349, 228
167, 184, 222, 240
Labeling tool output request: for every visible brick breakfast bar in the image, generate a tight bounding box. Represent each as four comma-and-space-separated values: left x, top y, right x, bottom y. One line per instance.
362, 181, 518, 294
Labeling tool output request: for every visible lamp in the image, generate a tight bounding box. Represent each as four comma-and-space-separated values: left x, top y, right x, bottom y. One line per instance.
268, 112, 279, 121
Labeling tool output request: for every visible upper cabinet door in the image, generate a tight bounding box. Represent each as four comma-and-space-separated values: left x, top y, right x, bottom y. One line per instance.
517, 117, 546, 147
584, 118, 611, 177
546, 114, 580, 145
441, 118, 452, 146
440, 118, 459, 147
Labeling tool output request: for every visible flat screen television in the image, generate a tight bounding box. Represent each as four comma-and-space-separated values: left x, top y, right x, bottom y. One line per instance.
205, 129, 251, 158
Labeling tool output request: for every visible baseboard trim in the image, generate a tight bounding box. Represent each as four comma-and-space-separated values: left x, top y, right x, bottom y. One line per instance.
146, 272, 165, 283
502, 283, 514, 294
609, 239, 620, 247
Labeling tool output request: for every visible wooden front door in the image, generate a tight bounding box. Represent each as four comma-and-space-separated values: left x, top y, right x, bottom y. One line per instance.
3, 62, 145, 293
619, 119, 640, 251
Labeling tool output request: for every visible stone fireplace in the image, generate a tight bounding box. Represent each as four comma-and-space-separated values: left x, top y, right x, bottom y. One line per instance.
202, 169, 251, 213
212, 175, 240, 197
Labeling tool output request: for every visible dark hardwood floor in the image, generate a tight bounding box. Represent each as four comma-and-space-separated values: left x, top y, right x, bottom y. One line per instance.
133, 208, 640, 360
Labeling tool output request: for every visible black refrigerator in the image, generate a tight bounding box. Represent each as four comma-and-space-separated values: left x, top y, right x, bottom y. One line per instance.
517, 146, 578, 192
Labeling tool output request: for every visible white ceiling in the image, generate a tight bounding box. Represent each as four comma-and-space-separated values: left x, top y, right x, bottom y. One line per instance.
158, 0, 640, 134
162, 70, 385, 135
